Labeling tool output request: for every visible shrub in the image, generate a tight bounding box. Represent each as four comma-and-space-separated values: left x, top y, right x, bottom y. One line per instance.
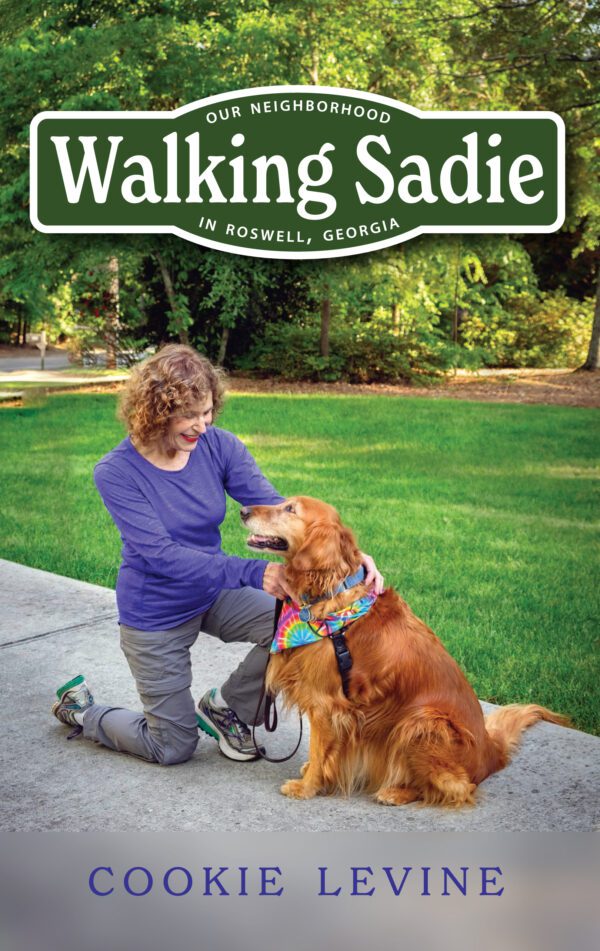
500, 290, 594, 367
457, 289, 594, 368
236, 319, 459, 383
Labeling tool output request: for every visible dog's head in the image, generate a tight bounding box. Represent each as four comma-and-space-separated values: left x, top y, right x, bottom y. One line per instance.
241, 496, 360, 593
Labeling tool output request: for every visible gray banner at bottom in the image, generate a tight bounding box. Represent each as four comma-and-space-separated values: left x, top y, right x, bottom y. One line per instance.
0, 831, 598, 951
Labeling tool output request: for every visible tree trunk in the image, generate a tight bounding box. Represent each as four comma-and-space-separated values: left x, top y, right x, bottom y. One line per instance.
309, 9, 319, 85
310, 46, 319, 84
156, 251, 189, 344
453, 239, 462, 343
392, 302, 400, 335
217, 326, 230, 365
582, 267, 600, 370
105, 257, 119, 370
320, 296, 331, 358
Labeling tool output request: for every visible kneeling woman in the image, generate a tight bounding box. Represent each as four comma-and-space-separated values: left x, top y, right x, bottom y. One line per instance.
51, 344, 382, 765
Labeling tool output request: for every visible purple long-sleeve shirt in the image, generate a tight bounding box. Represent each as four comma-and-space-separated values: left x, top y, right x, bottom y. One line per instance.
94, 427, 284, 630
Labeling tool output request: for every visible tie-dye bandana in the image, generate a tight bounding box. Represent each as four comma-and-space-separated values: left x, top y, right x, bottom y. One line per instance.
270, 592, 377, 653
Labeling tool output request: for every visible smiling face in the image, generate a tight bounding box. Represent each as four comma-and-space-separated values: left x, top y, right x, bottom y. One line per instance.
166, 394, 214, 453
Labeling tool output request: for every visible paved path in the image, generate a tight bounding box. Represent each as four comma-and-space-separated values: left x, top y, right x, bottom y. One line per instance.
0, 353, 71, 371
0, 558, 598, 832
0, 370, 125, 384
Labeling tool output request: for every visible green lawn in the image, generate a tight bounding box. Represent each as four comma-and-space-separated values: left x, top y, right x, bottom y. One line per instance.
1, 391, 598, 734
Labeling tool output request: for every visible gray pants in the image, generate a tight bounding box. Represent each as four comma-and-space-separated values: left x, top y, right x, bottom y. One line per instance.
83, 587, 276, 765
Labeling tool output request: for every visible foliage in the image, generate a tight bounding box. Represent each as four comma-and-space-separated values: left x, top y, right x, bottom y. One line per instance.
435, 239, 594, 367
237, 316, 461, 383
0, 0, 598, 375
498, 290, 593, 368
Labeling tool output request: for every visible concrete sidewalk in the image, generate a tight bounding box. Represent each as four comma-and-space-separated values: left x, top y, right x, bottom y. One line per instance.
0, 370, 126, 384
0, 558, 598, 832
0, 369, 127, 403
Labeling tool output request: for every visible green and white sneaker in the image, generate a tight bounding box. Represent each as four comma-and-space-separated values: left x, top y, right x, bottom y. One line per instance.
52, 674, 94, 731
196, 689, 264, 762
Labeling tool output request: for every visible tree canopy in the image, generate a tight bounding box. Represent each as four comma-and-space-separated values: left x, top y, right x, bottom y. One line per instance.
1, 0, 598, 374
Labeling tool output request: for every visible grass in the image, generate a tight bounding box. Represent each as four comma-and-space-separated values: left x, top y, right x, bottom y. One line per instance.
1, 391, 599, 735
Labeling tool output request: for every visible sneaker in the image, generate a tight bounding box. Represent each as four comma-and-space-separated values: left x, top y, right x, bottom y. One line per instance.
51, 674, 94, 729
196, 689, 264, 762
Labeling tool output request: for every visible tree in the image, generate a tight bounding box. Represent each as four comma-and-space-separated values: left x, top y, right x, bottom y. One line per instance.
0, 0, 597, 373
583, 269, 600, 369
435, 0, 600, 363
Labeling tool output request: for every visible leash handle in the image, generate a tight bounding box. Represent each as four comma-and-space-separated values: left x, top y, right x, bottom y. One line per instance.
251, 679, 303, 763
264, 692, 278, 732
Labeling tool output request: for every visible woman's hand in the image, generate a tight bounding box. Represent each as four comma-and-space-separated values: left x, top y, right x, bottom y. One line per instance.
359, 551, 385, 595
262, 562, 293, 600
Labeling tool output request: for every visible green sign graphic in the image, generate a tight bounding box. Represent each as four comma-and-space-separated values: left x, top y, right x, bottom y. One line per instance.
30, 86, 564, 260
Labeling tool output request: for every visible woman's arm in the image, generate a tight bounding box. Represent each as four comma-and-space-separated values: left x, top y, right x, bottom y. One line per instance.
94, 462, 268, 591
219, 429, 285, 506
217, 431, 383, 596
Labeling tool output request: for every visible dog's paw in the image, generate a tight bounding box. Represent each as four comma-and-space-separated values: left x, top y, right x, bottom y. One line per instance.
280, 779, 316, 800
375, 786, 420, 806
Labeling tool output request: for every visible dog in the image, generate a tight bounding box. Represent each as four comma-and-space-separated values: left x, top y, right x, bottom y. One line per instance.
242, 496, 569, 807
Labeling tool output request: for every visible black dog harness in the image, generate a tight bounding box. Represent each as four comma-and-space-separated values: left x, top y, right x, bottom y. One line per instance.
252, 570, 373, 762
329, 631, 354, 698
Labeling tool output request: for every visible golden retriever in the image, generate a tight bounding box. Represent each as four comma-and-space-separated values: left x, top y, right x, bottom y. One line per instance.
242, 496, 568, 807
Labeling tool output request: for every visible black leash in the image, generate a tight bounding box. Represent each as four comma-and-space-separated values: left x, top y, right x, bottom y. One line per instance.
250, 597, 355, 762
251, 598, 304, 763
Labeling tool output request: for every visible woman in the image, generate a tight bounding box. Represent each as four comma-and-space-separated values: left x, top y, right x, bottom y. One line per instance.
51, 344, 383, 765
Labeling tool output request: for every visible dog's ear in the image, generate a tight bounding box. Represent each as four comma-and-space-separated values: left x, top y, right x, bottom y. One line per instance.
339, 525, 359, 571
293, 521, 358, 574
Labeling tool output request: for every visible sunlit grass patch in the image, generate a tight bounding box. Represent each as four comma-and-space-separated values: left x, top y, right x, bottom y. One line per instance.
0, 391, 598, 735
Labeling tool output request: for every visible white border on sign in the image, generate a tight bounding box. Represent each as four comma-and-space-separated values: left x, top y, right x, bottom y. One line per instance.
29, 85, 566, 260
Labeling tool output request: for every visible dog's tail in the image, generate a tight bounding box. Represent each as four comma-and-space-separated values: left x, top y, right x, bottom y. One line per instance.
484, 704, 570, 773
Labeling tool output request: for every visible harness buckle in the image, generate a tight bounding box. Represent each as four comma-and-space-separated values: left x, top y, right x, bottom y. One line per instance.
330, 631, 353, 697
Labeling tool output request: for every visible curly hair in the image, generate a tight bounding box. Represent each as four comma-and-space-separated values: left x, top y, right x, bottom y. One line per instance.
118, 344, 226, 449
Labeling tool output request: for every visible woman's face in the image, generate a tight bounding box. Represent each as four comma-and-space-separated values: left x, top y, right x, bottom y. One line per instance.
166, 393, 214, 453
